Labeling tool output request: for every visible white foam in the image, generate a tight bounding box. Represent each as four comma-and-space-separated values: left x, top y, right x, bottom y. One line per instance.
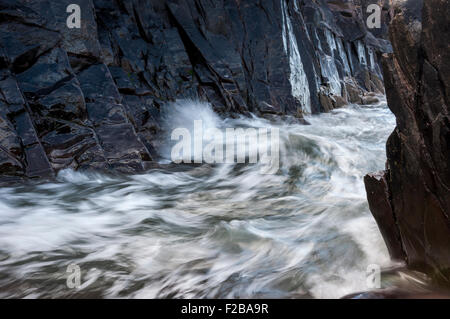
336, 37, 351, 75
357, 40, 367, 66
320, 55, 342, 95
0, 99, 397, 298
281, 0, 311, 113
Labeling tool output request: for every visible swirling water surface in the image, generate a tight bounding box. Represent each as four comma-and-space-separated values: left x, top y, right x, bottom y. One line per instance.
0, 99, 398, 298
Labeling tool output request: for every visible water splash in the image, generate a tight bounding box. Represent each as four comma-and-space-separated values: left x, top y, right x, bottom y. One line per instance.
336, 37, 351, 75
281, 0, 311, 114
320, 55, 342, 96
293, 0, 299, 13
357, 40, 367, 66
159, 99, 223, 162
325, 29, 337, 54
321, 29, 342, 95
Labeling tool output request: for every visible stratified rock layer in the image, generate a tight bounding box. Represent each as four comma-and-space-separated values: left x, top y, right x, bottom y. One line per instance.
0, 0, 390, 180
365, 0, 450, 284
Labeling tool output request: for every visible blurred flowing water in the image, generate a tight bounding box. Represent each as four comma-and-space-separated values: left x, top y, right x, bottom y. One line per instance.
0, 98, 398, 298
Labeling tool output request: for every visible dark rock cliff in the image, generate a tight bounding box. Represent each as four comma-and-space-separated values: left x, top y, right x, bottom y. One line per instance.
0, 0, 390, 181
365, 0, 450, 285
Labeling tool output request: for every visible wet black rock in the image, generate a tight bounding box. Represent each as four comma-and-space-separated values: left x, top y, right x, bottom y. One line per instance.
365, 0, 450, 285
0, 0, 390, 179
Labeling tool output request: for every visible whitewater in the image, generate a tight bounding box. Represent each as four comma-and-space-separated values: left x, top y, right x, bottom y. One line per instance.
0, 98, 397, 298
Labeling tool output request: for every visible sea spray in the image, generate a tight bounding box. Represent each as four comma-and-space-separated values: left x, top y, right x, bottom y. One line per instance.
281, 0, 311, 113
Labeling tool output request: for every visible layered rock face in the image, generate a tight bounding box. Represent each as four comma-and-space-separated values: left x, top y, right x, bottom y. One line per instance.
365, 0, 450, 284
0, 0, 390, 181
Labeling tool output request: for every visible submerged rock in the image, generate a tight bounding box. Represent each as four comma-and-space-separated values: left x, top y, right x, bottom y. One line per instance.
365, 0, 450, 285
